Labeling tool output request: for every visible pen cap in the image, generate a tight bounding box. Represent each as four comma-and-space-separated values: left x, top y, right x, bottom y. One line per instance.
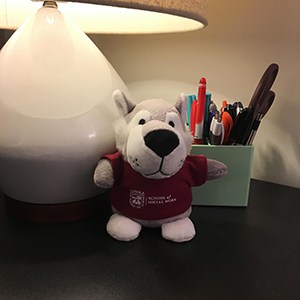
221, 100, 227, 112
199, 77, 207, 85
209, 101, 217, 112
210, 118, 223, 136
209, 117, 224, 145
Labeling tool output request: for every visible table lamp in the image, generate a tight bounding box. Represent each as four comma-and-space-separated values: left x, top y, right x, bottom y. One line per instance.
0, 0, 208, 222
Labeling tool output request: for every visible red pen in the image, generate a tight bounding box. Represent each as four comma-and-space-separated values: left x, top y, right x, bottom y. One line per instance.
194, 77, 206, 144
190, 99, 197, 137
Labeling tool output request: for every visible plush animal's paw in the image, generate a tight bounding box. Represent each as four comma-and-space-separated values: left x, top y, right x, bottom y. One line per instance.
206, 159, 228, 180
161, 217, 196, 242
94, 159, 114, 189
106, 213, 142, 242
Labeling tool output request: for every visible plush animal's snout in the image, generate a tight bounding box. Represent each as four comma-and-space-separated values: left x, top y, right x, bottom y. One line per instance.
144, 129, 179, 158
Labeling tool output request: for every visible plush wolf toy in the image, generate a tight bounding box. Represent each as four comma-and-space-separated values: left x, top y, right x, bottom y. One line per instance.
94, 90, 227, 242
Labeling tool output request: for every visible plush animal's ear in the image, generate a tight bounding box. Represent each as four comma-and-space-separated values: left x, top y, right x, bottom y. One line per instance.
113, 90, 136, 117
175, 93, 188, 124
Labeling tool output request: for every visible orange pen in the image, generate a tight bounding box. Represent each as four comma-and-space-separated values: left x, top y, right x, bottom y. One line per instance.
221, 111, 233, 144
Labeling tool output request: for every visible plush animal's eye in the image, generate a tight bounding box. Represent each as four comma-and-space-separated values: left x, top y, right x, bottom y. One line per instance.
166, 112, 182, 130
130, 110, 151, 128
168, 121, 175, 127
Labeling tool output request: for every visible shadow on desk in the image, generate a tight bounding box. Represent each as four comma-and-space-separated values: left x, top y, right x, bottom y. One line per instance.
0, 179, 299, 300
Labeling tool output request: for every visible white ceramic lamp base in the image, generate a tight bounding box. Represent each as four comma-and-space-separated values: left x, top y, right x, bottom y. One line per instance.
0, 5, 128, 220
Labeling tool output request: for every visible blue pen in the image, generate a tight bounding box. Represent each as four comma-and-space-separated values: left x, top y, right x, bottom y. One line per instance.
187, 95, 194, 128
209, 101, 217, 113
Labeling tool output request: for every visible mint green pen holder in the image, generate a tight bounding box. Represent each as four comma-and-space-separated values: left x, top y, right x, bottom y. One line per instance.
191, 145, 254, 207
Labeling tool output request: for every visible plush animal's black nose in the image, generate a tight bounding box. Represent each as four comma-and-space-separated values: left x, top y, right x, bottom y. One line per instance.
144, 129, 179, 158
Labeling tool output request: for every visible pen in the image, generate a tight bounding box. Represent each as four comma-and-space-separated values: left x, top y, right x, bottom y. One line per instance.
209, 101, 217, 113
223, 104, 237, 122
203, 92, 212, 144
246, 90, 275, 145
187, 95, 194, 128
221, 100, 227, 113
209, 111, 224, 145
221, 111, 233, 144
194, 77, 206, 144
233, 101, 244, 116
229, 106, 254, 145
190, 97, 197, 137
205, 100, 217, 143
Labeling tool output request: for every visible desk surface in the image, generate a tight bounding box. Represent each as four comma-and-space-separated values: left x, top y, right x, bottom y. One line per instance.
0, 180, 299, 300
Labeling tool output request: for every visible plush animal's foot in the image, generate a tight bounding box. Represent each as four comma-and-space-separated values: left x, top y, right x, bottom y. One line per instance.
106, 213, 142, 242
161, 217, 196, 242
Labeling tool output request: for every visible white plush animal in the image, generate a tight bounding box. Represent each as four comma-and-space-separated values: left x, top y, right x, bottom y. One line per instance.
94, 90, 227, 242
